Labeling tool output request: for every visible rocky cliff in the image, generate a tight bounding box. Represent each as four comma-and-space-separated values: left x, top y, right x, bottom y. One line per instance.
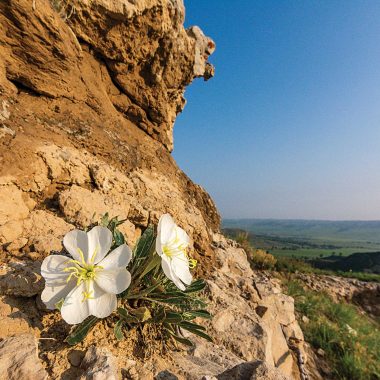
0, 1, 314, 379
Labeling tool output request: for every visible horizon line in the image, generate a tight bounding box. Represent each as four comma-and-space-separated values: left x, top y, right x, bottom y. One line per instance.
222, 217, 380, 222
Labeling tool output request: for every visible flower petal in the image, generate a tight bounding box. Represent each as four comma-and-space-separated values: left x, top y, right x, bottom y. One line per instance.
41, 255, 76, 309
161, 255, 186, 291
61, 282, 90, 325
158, 214, 176, 244
87, 226, 113, 264
156, 214, 175, 256
87, 282, 117, 318
171, 255, 192, 286
41, 255, 70, 284
175, 226, 190, 247
63, 230, 89, 262
99, 244, 132, 270
95, 269, 131, 294
41, 282, 76, 310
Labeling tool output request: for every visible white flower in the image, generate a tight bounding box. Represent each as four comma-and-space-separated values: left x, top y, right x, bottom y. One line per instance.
41, 226, 132, 325
156, 214, 196, 291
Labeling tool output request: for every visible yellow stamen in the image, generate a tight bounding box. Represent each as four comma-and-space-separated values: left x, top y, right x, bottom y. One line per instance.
64, 247, 103, 288
89, 245, 99, 264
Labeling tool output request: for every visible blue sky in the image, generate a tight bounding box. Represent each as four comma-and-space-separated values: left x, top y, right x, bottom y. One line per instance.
172, 1, 380, 220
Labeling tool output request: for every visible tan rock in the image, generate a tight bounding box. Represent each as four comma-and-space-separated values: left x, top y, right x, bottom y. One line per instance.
212, 310, 235, 333
0, 296, 32, 338
270, 323, 294, 376
0, 185, 29, 225
89, 162, 133, 194
283, 320, 304, 342
29, 235, 63, 256
118, 220, 138, 247
59, 185, 130, 227
66, 0, 215, 150
128, 203, 149, 227
38, 145, 91, 185
23, 210, 73, 238
218, 360, 291, 380
0, 260, 43, 297
0, 334, 48, 380
22, 210, 73, 257
0, 220, 24, 245
80, 346, 118, 380
6, 237, 28, 252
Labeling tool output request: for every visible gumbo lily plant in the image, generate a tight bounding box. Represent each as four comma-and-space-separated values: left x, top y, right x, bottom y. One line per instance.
41, 213, 212, 346
41, 226, 132, 324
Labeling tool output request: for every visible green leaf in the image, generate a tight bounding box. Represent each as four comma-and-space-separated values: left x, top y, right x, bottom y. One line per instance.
184, 310, 212, 320
113, 229, 125, 246
100, 213, 109, 227
134, 226, 155, 259
65, 316, 98, 345
54, 298, 64, 311
163, 311, 184, 323
152, 307, 166, 323
179, 323, 213, 342
114, 319, 124, 341
180, 321, 207, 331
138, 253, 161, 280
117, 307, 139, 323
150, 296, 188, 305
129, 226, 155, 275
129, 307, 152, 322
166, 328, 194, 347
184, 279, 207, 293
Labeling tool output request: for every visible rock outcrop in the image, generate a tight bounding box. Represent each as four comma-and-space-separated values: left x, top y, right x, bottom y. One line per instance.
295, 272, 380, 318
0, 1, 315, 379
0, 0, 219, 266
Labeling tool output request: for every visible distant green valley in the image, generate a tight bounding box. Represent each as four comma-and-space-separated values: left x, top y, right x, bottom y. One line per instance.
223, 219, 380, 275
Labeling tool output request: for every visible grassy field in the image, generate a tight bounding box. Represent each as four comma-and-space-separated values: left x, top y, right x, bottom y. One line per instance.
223, 219, 380, 260
286, 279, 380, 380
270, 247, 378, 258
224, 222, 380, 277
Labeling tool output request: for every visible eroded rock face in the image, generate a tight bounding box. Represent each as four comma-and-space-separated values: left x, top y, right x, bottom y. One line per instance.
0, 334, 48, 380
0, 0, 214, 150
0, 0, 220, 262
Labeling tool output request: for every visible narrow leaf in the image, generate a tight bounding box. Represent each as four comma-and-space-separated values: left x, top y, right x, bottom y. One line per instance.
114, 319, 124, 341
185, 310, 212, 320
163, 311, 184, 323
65, 316, 98, 345
166, 328, 194, 347
133, 226, 155, 259
114, 229, 125, 246
184, 279, 207, 293
117, 307, 139, 323
180, 321, 207, 331
138, 253, 161, 279
180, 324, 213, 342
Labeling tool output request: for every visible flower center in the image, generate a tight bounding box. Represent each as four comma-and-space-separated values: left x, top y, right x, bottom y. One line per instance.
63, 247, 103, 301
162, 230, 197, 269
